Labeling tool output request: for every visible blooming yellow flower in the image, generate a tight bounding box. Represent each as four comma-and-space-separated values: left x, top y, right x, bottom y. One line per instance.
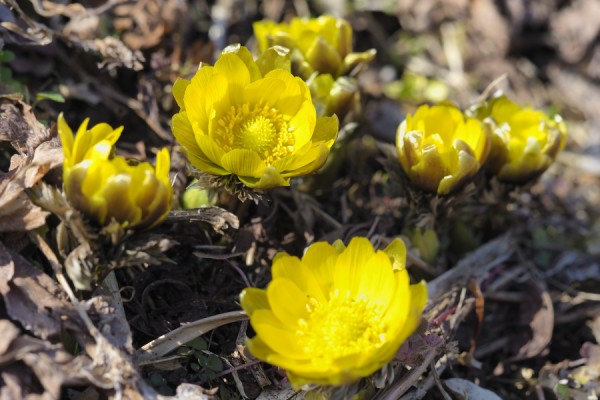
253, 16, 376, 79
240, 237, 427, 388
58, 114, 172, 230
476, 95, 567, 183
171, 45, 338, 189
396, 103, 490, 195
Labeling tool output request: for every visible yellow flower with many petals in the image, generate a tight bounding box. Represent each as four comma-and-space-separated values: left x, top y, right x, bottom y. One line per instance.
240, 237, 427, 388
475, 95, 567, 183
171, 45, 338, 189
253, 16, 376, 80
396, 103, 491, 195
58, 114, 172, 230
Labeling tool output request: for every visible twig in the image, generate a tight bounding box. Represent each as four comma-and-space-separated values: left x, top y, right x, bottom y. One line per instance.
430, 360, 452, 400
374, 346, 440, 399
28, 231, 99, 336
213, 359, 262, 379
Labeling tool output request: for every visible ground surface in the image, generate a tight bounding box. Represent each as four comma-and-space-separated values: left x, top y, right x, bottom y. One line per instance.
1, 0, 599, 399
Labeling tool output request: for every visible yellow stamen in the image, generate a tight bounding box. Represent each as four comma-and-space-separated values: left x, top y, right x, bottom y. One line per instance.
297, 290, 387, 364
215, 103, 295, 165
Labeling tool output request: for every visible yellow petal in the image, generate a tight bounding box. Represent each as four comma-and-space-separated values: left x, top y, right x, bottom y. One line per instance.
250, 310, 309, 360
395, 281, 427, 341
213, 52, 251, 100
267, 279, 311, 328
312, 115, 339, 145
195, 135, 227, 171
253, 166, 290, 188
383, 238, 407, 271
301, 241, 340, 295
172, 113, 228, 175
355, 251, 395, 305
242, 77, 287, 109
240, 288, 270, 316
272, 254, 326, 302
154, 148, 171, 187
185, 66, 218, 133
333, 237, 375, 296
172, 78, 190, 110
221, 44, 262, 82
57, 113, 74, 165
220, 149, 267, 180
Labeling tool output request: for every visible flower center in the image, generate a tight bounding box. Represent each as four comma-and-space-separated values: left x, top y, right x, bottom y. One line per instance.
297, 291, 387, 364
215, 103, 295, 165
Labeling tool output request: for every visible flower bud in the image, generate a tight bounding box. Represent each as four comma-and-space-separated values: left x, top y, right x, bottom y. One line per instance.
58, 114, 172, 230
253, 16, 375, 79
474, 95, 567, 183
396, 103, 490, 195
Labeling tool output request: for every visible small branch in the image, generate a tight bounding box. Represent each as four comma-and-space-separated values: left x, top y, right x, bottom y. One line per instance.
29, 231, 99, 336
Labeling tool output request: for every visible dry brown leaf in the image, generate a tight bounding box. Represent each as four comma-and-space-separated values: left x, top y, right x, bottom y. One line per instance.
550, 0, 600, 64
0, 97, 52, 154
0, 242, 79, 340
112, 0, 186, 50
510, 279, 554, 360
0, 97, 62, 233
1, 0, 144, 71
0, 319, 92, 399
0, 173, 49, 233
0, 320, 21, 354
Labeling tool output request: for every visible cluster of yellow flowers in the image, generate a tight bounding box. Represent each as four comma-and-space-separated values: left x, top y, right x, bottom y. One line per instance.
55, 12, 568, 393
396, 96, 567, 195
58, 114, 172, 230
254, 16, 376, 121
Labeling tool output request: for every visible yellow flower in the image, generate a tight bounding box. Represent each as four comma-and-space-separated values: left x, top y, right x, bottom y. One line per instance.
240, 237, 427, 388
171, 45, 338, 189
396, 103, 490, 195
58, 114, 172, 230
477, 95, 567, 183
253, 16, 376, 79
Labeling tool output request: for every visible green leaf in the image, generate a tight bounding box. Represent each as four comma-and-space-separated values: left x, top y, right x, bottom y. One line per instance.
36, 91, 65, 103
148, 372, 166, 387
0, 50, 15, 63
205, 354, 223, 372
0, 66, 13, 82
185, 336, 208, 350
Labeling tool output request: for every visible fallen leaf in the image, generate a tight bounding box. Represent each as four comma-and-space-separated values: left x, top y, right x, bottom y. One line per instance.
0, 242, 79, 340
0, 319, 20, 354
0, 96, 55, 157
550, 0, 600, 64
0, 172, 49, 232
0, 319, 91, 399
0, 97, 63, 233
510, 279, 554, 360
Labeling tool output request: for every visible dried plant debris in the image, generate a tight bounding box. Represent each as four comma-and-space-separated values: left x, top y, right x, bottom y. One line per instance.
0, 97, 62, 233
1, 0, 144, 70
